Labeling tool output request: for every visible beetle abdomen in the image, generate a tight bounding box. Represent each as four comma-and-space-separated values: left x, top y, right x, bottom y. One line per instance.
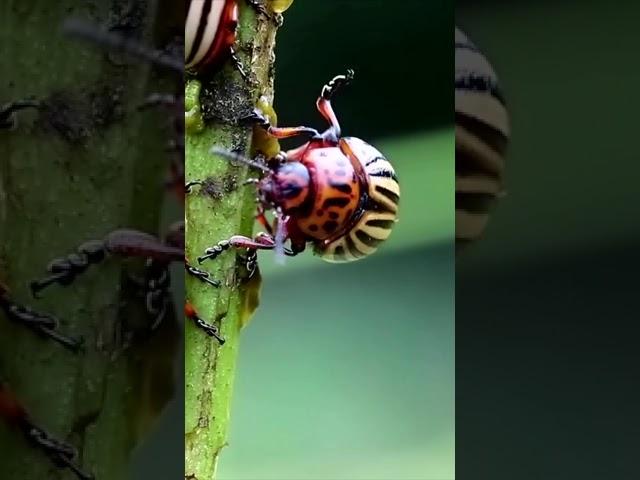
317, 137, 400, 263
455, 27, 510, 248
185, 0, 238, 72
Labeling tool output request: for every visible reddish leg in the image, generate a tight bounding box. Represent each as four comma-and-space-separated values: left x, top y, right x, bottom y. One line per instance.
256, 204, 274, 236
184, 302, 224, 344
0, 382, 92, 479
30, 229, 183, 297
267, 126, 320, 140
315, 69, 354, 136
197, 233, 277, 264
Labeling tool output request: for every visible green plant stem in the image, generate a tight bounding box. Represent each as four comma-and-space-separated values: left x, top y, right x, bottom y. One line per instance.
0, 2, 177, 478
184, 5, 279, 480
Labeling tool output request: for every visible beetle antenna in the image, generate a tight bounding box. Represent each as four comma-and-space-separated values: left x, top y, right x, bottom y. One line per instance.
62, 18, 183, 74
210, 147, 270, 173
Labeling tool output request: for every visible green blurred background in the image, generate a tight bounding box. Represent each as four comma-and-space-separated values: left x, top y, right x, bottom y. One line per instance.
457, 1, 640, 479
132, 2, 453, 480
220, 2, 454, 479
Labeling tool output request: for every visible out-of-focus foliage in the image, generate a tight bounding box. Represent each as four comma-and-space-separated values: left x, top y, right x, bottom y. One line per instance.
133, 1, 453, 479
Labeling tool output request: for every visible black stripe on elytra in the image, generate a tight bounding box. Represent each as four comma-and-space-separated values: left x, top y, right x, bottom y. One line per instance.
365, 156, 387, 167
366, 218, 395, 229
369, 169, 399, 182
456, 192, 497, 214
333, 245, 346, 259
186, 0, 213, 64
345, 235, 367, 258
456, 150, 503, 178
455, 41, 480, 53
456, 112, 508, 156
355, 229, 384, 248
374, 185, 400, 206
322, 197, 350, 209
455, 73, 506, 105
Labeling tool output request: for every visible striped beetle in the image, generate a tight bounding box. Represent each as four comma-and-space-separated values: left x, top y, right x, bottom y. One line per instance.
185, 0, 279, 78
455, 27, 510, 250
194, 70, 400, 270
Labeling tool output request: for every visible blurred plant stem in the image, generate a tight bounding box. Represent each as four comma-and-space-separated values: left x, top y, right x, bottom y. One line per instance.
0, 1, 181, 478
184, 4, 280, 479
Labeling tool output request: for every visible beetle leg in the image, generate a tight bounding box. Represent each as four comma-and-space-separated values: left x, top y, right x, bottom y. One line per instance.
267, 125, 320, 140
185, 260, 220, 288
131, 225, 185, 332
238, 107, 270, 127
0, 382, 93, 480
256, 204, 274, 236
241, 248, 259, 278
26, 423, 94, 480
185, 180, 204, 194
197, 233, 277, 264
184, 302, 225, 344
0, 289, 83, 351
29, 240, 106, 298
31, 230, 183, 298
315, 70, 355, 138
0, 98, 41, 130
229, 46, 257, 87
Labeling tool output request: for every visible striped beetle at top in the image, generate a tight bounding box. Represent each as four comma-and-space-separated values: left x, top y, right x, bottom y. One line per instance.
455, 27, 510, 250
185, 0, 239, 73
197, 70, 400, 268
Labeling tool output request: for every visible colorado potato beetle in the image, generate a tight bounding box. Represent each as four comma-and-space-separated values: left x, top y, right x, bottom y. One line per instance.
196, 70, 400, 269
455, 27, 510, 250
185, 0, 275, 77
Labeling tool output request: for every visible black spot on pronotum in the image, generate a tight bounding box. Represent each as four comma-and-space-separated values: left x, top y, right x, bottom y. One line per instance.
375, 185, 400, 205
330, 181, 352, 195
366, 218, 395, 229
322, 197, 350, 209
336, 159, 347, 167
323, 220, 338, 234
335, 169, 347, 177
334, 245, 346, 258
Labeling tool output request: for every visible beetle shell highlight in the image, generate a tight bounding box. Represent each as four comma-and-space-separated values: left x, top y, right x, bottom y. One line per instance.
455, 27, 510, 248
185, 0, 238, 73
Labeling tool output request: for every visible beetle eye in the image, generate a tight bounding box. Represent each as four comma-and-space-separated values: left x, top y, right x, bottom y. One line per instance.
281, 182, 303, 199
